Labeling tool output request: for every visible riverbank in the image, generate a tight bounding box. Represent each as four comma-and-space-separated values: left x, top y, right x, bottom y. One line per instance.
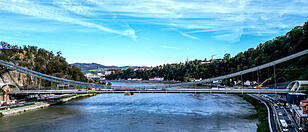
0, 94, 97, 116
238, 94, 270, 132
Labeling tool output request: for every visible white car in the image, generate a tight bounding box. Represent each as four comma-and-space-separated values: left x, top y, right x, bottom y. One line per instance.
278, 112, 283, 116
299, 127, 303, 131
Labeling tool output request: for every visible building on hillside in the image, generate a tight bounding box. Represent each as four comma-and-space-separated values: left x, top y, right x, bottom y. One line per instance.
104, 70, 113, 76
189, 78, 203, 82
244, 80, 251, 86
132, 78, 142, 81
201, 61, 211, 64
85, 73, 105, 80
104, 69, 124, 76
85, 73, 94, 78
97, 73, 104, 76
194, 78, 202, 82
149, 77, 164, 81
188, 78, 195, 82
213, 80, 221, 84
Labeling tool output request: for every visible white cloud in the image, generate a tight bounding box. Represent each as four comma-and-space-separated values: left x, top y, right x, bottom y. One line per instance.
0, 0, 307, 42
160, 45, 176, 49
0, 0, 136, 39
82, 0, 308, 41
54, 0, 94, 16
176, 30, 200, 40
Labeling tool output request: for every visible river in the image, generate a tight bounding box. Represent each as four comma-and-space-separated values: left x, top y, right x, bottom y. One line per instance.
0, 82, 258, 132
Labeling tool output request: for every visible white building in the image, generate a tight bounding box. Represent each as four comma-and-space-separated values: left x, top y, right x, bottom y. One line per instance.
244, 80, 251, 86
104, 71, 113, 76
85, 73, 104, 80
213, 80, 221, 84
85, 73, 94, 78
149, 77, 164, 81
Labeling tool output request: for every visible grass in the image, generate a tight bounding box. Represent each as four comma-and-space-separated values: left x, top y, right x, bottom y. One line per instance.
0, 102, 36, 110
238, 94, 270, 132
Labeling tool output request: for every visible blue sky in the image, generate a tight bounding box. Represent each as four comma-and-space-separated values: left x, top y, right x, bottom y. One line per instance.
0, 0, 307, 66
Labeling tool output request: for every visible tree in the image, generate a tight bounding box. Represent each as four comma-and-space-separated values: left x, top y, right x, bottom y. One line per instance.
106, 21, 308, 83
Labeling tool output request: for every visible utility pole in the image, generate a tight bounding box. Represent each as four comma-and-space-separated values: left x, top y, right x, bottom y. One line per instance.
241, 74, 243, 88
274, 65, 277, 89
39, 78, 41, 90
257, 68, 260, 84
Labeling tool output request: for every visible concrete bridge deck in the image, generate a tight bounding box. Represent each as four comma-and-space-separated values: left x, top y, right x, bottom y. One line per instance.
10, 89, 291, 94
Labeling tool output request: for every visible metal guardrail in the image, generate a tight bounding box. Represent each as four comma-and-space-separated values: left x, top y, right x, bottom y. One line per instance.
249, 94, 274, 132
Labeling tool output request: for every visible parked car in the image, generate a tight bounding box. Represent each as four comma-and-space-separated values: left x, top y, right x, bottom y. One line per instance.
45, 96, 54, 100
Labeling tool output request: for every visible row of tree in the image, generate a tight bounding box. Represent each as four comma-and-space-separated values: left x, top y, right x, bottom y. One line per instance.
107, 22, 308, 85
0, 42, 88, 87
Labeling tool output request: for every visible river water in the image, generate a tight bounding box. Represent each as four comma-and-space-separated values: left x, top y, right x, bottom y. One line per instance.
0, 83, 258, 132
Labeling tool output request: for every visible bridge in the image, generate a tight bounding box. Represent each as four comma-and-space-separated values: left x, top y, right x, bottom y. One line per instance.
9, 89, 290, 94
0, 49, 308, 95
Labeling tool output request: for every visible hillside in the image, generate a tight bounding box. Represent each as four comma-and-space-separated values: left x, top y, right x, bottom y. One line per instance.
107, 21, 308, 85
0, 42, 87, 88
72, 63, 148, 74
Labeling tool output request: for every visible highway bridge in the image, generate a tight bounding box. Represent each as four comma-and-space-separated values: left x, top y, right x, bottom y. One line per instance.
8, 89, 295, 95
0, 49, 308, 94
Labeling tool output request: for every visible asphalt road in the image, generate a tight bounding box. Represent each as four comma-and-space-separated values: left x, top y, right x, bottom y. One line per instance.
256, 94, 299, 132
250, 94, 278, 132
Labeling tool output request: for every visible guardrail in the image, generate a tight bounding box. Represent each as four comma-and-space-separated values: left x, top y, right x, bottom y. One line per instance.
249, 94, 274, 132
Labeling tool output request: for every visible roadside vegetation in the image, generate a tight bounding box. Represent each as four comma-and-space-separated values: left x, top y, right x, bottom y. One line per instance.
238, 94, 269, 132
107, 22, 308, 85
0, 102, 35, 110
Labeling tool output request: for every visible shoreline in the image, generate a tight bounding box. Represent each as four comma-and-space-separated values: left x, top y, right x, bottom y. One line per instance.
238, 94, 270, 132
0, 94, 97, 116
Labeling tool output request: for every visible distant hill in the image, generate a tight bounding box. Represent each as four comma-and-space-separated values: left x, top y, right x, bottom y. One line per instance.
72, 63, 148, 74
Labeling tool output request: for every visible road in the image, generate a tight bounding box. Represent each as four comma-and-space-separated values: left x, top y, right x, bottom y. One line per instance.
254, 94, 299, 132
250, 94, 278, 132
